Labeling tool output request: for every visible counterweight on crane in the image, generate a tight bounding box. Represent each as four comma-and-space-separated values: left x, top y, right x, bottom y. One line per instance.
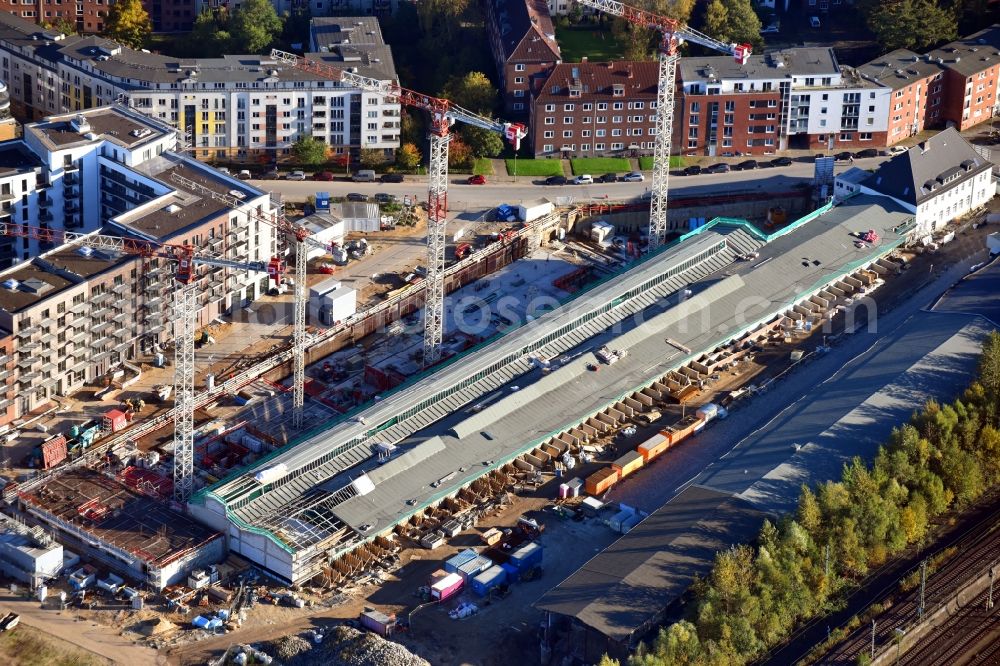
0, 222, 284, 502
269, 48, 527, 367
577, 0, 750, 249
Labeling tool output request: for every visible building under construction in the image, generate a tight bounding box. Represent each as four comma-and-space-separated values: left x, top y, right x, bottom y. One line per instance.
190, 193, 916, 585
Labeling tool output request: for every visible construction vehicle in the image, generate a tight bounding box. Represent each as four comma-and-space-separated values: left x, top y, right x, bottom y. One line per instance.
270, 48, 527, 368
577, 0, 750, 250
0, 612, 20, 632
454, 243, 473, 261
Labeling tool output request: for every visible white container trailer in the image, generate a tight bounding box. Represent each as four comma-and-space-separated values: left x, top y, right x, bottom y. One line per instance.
517, 198, 554, 222
312, 284, 357, 326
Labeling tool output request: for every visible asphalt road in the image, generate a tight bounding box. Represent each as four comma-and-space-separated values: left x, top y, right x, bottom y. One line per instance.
250, 156, 886, 209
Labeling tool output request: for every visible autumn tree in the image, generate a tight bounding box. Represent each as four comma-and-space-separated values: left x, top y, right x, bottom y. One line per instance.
44, 17, 77, 36
612, 0, 695, 61
447, 137, 474, 170
292, 134, 328, 166
103, 0, 152, 49
229, 0, 283, 53
396, 142, 422, 170
461, 125, 504, 158
441, 71, 498, 114
359, 148, 386, 170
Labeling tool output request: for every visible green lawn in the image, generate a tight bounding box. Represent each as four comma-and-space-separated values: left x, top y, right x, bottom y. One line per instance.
473, 158, 494, 176
505, 158, 564, 177
570, 157, 631, 175
638, 156, 685, 170
555, 25, 626, 63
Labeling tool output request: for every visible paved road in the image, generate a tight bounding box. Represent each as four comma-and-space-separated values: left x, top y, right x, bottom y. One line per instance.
250, 156, 886, 208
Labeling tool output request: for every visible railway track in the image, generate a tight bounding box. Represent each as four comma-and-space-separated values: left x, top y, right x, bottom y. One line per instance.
897, 587, 999, 666
816, 502, 1000, 665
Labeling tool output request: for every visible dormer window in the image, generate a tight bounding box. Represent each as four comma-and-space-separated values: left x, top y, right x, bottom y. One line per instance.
612, 84, 624, 97
551, 85, 561, 94
569, 87, 581, 97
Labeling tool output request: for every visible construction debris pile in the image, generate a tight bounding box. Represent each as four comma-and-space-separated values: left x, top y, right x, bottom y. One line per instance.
257, 626, 429, 666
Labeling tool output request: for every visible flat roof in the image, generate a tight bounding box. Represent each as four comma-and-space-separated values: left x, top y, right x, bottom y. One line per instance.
0, 140, 42, 177
0, 264, 74, 313
27, 106, 169, 151
535, 485, 765, 642
679, 47, 839, 82
22, 468, 222, 567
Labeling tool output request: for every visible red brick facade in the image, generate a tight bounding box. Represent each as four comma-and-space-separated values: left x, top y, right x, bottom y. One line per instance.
678, 92, 782, 157
0, 0, 196, 33
486, 0, 562, 117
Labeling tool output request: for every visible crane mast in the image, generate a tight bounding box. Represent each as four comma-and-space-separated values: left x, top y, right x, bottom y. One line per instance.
576, 0, 750, 250
269, 49, 526, 367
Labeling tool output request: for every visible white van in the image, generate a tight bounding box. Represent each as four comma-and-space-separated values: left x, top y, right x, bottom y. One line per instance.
352, 170, 376, 182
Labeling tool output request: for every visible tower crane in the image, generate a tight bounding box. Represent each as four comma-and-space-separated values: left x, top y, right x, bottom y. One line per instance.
166, 172, 332, 432
269, 48, 527, 368
576, 0, 751, 250
0, 222, 285, 502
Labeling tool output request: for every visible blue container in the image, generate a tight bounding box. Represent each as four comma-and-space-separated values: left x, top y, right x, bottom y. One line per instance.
471, 565, 507, 596
316, 191, 331, 211
509, 542, 543, 572
444, 549, 479, 575
500, 561, 519, 581
456, 555, 493, 581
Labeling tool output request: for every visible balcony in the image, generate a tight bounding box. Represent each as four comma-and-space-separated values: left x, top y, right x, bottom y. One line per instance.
19, 341, 39, 352
91, 291, 113, 305
92, 306, 112, 319
15, 325, 38, 339
112, 283, 129, 295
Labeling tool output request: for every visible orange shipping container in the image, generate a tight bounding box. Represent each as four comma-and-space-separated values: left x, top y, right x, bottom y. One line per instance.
637, 432, 670, 462
671, 415, 702, 445
585, 467, 620, 496
612, 450, 644, 478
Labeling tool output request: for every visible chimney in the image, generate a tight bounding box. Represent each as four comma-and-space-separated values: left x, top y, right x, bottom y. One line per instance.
581, 56, 587, 63
919, 141, 929, 153
627, 67, 633, 79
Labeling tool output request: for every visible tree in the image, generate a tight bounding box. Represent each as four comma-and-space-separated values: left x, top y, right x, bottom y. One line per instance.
229, 0, 284, 54
448, 137, 474, 170
441, 71, 498, 114
866, 0, 956, 51
704, 0, 729, 40
396, 142, 422, 170
185, 10, 231, 58
44, 17, 78, 36
103, 0, 151, 49
461, 125, 504, 158
359, 148, 386, 170
720, 0, 762, 48
292, 134, 328, 166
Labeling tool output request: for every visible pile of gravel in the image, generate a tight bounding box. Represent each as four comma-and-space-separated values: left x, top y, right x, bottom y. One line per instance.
269, 635, 313, 662
258, 625, 429, 666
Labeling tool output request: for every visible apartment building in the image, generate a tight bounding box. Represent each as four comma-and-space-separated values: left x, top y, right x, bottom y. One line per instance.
0, 13, 401, 162
856, 50, 946, 146
0, 105, 279, 424
924, 26, 1000, 131
267, 0, 398, 17
677, 48, 891, 156
485, 0, 562, 115
834, 128, 993, 238
0, 0, 195, 33
529, 60, 658, 157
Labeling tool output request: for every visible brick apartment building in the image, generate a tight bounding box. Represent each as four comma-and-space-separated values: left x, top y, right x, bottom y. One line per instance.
529, 60, 658, 158
855, 50, 946, 146
485, 0, 562, 115
0, 0, 196, 33
923, 25, 1000, 131
677, 48, 891, 156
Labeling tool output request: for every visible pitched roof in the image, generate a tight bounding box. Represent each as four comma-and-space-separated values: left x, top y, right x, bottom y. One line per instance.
533, 61, 658, 102
861, 127, 990, 206
926, 24, 1000, 78
489, 0, 560, 63
856, 49, 945, 90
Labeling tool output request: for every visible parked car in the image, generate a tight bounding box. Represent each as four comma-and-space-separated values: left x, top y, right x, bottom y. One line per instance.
313, 171, 335, 181
854, 148, 879, 159
545, 175, 567, 185
683, 165, 702, 175
352, 169, 376, 182
374, 193, 396, 204
760, 22, 779, 34
834, 152, 854, 162
217, 167, 231, 175
622, 171, 645, 182
598, 173, 618, 183
380, 173, 404, 183
809, 16, 821, 28
467, 174, 487, 185
771, 157, 793, 167
346, 193, 368, 202
262, 168, 280, 179
573, 174, 594, 185
705, 163, 731, 174
287, 170, 307, 181
237, 169, 253, 180
888, 145, 908, 155
737, 159, 759, 170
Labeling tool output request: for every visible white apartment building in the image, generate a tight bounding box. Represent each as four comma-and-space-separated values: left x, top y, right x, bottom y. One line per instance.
835, 127, 994, 238
0, 13, 400, 162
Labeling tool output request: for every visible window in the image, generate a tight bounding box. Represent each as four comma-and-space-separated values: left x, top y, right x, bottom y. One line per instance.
690, 102, 700, 113
688, 127, 698, 138
687, 139, 698, 148
583, 103, 593, 111
805, 77, 815, 86
514, 77, 524, 84
596, 129, 606, 137
613, 102, 624, 110
564, 104, 575, 112
543, 130, 554, 138
839, 132, 852, 141
859, 132, 872, 141
545, 104, 555, 112
543, 144, 554, 152
514, 90, 524, 98
563, 117, 573, 124
544, 117, 555, 125
689, 115, 699, 126
563, 130, 573, 138
597, 103, 608, 110
581, 130, 591, 137
581, 144, 590, 152
612, 116, 623, 123
724, 100, 735, 112
597, 116, 606, 124
515, 64, 525, 72
612, 129, 622, 136
611, 143, 623, 150
513, 103, 524, 111
595, 143, 605, 151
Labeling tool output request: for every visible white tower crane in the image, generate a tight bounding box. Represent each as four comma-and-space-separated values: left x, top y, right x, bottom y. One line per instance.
576, 0, 751, 249
268, 49, 527, 368
0, 222, 284, 502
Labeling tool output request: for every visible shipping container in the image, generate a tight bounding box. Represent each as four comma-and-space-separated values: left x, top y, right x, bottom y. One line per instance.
580, 496, 604, 516
360, 609, 396, 637
609, 508, 635, 533
622, 513, 644, 533
444, 549, 479, 574
695, 403, 719, 422
471, 565, 507, 596
509, 542, 543, 572
457, 555, 493, 581
431, 572, 464, 600
102, 409, 128, 433
40, 435, 68, 469
500, 561, 520, 581
612, 450, 644, 478
636, 432, 669, 462
566, 477, 583, 498
481, 528, 502, 546
671, 415, 703, 444
585, 467, 620, 496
